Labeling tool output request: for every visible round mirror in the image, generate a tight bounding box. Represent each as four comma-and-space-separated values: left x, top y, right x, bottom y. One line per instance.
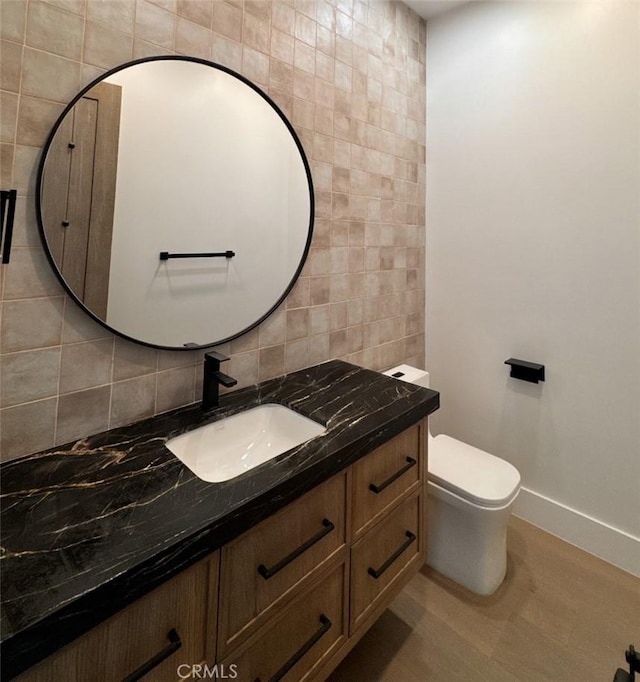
37, 56, 313, 350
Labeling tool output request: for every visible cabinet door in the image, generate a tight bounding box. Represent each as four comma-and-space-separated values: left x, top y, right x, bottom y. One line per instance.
16, 556, 215, 682
352, 423, 422, 538
350, 491, 422, 633
221, 563, 347, 682
218, 473, 346, 656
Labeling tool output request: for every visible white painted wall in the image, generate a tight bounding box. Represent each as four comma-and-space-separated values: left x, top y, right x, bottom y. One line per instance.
426, 1, 640, 573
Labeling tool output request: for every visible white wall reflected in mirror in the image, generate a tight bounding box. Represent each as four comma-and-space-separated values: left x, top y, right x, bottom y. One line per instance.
39, 58, 313, 349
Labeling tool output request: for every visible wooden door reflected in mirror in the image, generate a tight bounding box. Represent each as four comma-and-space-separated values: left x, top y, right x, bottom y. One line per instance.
42, 82, 121, 320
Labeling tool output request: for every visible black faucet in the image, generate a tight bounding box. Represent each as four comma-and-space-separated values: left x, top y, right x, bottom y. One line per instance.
202, 351, 237, 411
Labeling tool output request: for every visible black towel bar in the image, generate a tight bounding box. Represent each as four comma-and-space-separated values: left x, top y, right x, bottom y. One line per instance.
159, 250, 235, 260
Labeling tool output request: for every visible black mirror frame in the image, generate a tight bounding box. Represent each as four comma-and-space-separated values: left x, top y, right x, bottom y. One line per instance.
36, 55, 315, 351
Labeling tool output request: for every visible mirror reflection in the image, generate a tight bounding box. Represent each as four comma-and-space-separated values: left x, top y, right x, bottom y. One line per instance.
38, 57, 313, 349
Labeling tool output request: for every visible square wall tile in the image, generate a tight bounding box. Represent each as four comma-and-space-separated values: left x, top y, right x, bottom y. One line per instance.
21, 47, 81, 103
157, 348, 198, 371
43, 0, 86, 16
211, 34, 242, 71
175, 17, 211, 59
1, 397, 57, 462
177, 0, 213, 29
286, 308, 309, 340
59, 338, 114, 394
133, 37, 173, 59
258, 310, 285, 347
16, 96, 64, 147
156, 365, 195, 413
87, 0, 135, 35
83, 20, 133, 68
284, 337, 309, 372
12, 144, 40, 196
1, 296, 64, 352
1, 1, 27, 43
26, 1, 85, 60
286, 277, 310, 309
113, 337, 158, 381
110, 374, 156, 428
308, 332, 329, 364
135, 0, 176, 49
3, 247, 63, 299
10, 196, 39, 247
0, 143, 14, 187
56, 385, 111, 445
62, 300, 113, 344
1, 40, 22, 93
230, 328, 259, 354
258, 344, 284, 381
309, 304, 330, 335
272, 2, 294, 35
0, 347, 60, 407
243, 11, 270, 53
212, 0, 243, 42
226, 350, 258, 390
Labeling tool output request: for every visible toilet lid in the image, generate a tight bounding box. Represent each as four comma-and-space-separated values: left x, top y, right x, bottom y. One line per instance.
428, 435, 521, 507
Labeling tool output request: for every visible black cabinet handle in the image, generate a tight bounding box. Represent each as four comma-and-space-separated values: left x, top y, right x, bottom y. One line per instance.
368, 531, 417, 579
121, 628, 182, 682
258, 519, 334, 580
255, 614, 332, 682
369, 457, 417, 494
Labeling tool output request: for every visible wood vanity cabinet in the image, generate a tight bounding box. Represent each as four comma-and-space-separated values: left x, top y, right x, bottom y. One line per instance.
16, 554, 216, 682
216, 417, 427, 682
220, 562, 349, 682
217, 471, 348, 658
350, 491, 422, 633
14, 419, 427, 682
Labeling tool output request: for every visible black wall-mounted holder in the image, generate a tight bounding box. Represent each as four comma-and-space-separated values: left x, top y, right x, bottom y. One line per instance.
614, 644, 639, 682
1, 189, 17, 264
505, 358, 545, 384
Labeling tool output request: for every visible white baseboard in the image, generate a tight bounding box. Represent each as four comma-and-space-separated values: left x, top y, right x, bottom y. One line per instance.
513, 487, 640, 578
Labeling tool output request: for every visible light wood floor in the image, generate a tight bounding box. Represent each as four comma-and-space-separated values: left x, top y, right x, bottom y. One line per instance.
328, 517, 640, 682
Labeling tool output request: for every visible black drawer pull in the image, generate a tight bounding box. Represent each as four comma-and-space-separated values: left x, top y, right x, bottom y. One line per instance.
121, 628, 181, 682
369, 457, 417, 494
255, 614, 332, 682
258, 519, 335, 580
368, 530, 417, 579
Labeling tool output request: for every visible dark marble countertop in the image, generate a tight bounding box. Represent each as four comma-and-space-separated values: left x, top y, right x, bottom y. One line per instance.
0, 360, 439, 680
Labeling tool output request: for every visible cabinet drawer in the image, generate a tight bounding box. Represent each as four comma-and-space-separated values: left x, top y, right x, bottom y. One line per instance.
350, 492, 422, 632
222, 562, 347, 682
352, 424, 422, 537
16, 556, 214, 682
218, 473, 347, 655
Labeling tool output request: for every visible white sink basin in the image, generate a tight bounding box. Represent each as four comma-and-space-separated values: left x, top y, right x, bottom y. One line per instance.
165, 404, 326, 483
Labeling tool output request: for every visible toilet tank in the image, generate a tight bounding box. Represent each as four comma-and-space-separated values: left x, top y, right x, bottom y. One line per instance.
383, 364, 430, 389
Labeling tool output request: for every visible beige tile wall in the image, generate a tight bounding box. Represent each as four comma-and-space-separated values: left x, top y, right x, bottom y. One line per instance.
0, 0, 426, 462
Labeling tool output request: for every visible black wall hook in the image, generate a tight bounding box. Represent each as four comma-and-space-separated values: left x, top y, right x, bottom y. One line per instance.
505, 358, 545, 384
1, 189, 17, 264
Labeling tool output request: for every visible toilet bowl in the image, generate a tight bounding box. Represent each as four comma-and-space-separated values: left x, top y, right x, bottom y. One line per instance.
383, 364, 521, 595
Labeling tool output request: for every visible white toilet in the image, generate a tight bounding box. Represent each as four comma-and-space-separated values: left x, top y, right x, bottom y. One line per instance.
383, 364, 521, 596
